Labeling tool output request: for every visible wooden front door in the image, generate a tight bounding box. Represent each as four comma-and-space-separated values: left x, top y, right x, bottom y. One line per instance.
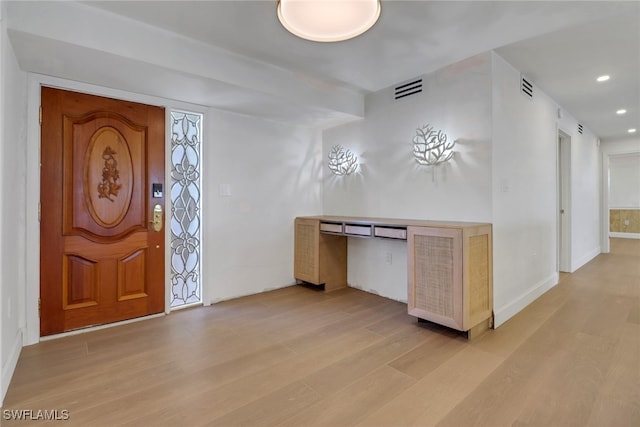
40, 87, 166, 336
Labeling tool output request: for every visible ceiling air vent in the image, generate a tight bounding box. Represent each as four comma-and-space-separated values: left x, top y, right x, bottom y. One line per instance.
394, 79, 422, 100
521, 75, 533, 98
578, 124, 584, 134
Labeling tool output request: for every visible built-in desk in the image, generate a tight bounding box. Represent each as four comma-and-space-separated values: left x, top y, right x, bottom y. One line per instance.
294, 216, 493, 336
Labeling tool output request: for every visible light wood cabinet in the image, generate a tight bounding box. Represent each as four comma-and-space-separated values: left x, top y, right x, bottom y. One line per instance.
294, 217, 347, 291
294, 216, 493, 336
407, 224, 492, 334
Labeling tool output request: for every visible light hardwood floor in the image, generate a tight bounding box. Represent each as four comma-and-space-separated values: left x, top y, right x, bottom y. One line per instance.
2, 238, 639, 426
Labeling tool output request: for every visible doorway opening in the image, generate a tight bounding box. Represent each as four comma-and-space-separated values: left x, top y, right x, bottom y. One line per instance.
605, 153, 640, 249
557, 131, 572, 272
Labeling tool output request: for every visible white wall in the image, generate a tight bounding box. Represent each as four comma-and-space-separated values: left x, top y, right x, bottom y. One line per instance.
491, 52, 601, 326
321, 51, 601, 321
609, 154, 640, 208
567, 126, 601, 270
322, 53, 494, 302
602, 137, 640, 155
491, 53, 559, 325
1, 0, 28, 405
204, 109, 323, 302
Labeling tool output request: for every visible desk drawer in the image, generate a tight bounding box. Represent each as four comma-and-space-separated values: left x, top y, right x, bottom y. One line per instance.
320, 222, 343, 233
344, 224, 372, 237
374, 226, 407, 240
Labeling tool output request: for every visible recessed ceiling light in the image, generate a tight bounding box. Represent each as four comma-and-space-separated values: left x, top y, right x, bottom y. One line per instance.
596, 75, 610, 82
629, 128, 637, 134
616, 109, 627, 115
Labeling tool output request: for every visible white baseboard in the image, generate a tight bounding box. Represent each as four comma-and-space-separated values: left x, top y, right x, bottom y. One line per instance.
209, 282, 296, 304
347, 283, 408, 304
572, 246, 602, 272
1, 328, 23, 406
610, 232, 640, 239
493, 273, 558, 328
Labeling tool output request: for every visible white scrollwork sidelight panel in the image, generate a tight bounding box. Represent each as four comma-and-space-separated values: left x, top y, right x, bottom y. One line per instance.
170, 111, 202, 308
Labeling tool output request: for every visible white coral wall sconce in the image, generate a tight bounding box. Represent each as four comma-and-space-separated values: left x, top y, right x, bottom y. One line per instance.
412, 124, 455, 166
328, 145, 359, 176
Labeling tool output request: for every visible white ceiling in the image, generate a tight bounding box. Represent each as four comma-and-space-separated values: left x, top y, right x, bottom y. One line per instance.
9, 1, 640, 139
496, 9, 639, 141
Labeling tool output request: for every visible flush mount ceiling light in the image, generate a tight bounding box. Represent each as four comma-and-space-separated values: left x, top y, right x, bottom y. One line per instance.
596, 75, 610, 82
616, 109, 627, 115
277, 0, 381, 42
629, 128, 637, 134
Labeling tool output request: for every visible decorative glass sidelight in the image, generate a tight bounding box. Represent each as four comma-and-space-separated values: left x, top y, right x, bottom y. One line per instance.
170, 111, 202, 308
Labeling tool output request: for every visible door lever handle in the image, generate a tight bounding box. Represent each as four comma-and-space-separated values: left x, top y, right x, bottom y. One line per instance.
149, 204, 163, 232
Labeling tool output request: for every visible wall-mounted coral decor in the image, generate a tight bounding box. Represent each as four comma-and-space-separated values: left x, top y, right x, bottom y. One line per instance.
412, 124, 455, 166
328, 145, 359, 176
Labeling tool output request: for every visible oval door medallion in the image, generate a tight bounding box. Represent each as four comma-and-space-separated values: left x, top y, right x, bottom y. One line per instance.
84, 127, 133, 228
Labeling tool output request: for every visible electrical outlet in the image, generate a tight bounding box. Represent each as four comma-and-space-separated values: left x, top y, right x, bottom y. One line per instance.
624, 220, 630, 226
385, 252, 392, 264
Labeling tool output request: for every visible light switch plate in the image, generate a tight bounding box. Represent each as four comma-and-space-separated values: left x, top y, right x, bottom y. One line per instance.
219, 184, 232, 197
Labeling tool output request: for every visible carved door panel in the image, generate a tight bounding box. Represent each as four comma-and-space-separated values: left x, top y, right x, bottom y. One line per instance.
40, 87, 165, 336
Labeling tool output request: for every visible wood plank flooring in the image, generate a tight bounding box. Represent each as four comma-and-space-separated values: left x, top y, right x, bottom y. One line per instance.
2, 238, 638, 426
